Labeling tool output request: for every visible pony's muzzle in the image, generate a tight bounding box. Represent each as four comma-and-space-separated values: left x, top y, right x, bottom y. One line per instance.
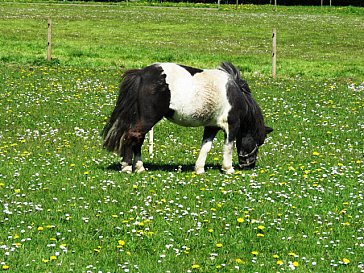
238, 160, 256, 170
238, 145, 258, 169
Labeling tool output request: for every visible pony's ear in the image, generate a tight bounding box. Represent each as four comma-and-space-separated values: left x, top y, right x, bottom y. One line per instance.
265, 126, 273, 134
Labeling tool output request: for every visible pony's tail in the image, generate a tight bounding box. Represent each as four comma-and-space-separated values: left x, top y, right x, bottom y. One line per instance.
102, 69, 142, 155
219, 62, 251, 94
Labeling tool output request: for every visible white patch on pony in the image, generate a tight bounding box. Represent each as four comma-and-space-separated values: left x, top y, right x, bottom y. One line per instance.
158, 63, 232, 129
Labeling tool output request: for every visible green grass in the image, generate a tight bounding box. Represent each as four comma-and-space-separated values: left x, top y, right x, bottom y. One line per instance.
0, 3, 363, 80
0, 2, 363, 273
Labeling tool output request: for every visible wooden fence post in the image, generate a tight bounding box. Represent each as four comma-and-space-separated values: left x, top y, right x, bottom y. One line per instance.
47, 18, 52, 61
272, 28, 277, 79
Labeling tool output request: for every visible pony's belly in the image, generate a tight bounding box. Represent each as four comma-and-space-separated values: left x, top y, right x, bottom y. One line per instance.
166, 108, 214, 127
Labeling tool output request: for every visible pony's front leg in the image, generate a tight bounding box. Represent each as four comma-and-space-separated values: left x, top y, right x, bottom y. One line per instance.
195, 127, 219, 174
195, 141, 213, 175
222, 141, 235, 174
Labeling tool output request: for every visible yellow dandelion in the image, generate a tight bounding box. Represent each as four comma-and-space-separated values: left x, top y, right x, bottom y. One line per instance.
216, 243, 223, 248
251, 251, 258, 256
257, 225, 265, 230
184, 248, 190, 254
342, 258, 350, 264
2, 265, 10, 270
208, 228, 214, 233
257, 233, 265, 237
191, 264, 200, 269
50, 255, 57, 261
37, 226, 44, 231
237, 217, 245, 223
94, 246, 101, 253
118, 240, 126, 247
293, 261, 299, 267
276, 260, 284, 265
273, 254, 279, 259
312, 151, 320, 156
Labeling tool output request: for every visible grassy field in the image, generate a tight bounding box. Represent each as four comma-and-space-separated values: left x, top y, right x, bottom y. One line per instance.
0, 2, 363, 273
0, 2, 363, 80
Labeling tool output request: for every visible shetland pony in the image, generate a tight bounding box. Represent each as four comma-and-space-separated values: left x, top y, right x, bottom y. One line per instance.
103, 62, 272, 174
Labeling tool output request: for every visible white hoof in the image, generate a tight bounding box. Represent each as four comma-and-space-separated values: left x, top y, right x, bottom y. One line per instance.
222, 166, 235, 174
195, 167, 205, 175
135, 161, 145, 173
121, 162, 132, 174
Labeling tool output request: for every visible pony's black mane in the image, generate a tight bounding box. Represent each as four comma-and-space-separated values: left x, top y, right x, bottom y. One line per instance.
219, 62, 251, 94
219, 62, 266, 144
219, 62, 257, 114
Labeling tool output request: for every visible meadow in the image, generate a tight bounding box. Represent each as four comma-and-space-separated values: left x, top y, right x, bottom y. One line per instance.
0, 2, 363, 273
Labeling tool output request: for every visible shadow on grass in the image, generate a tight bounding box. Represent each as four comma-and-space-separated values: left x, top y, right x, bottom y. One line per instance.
106, 162, 221, 173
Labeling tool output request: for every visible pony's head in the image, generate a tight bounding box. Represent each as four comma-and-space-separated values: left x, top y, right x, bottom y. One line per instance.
233, 73, 273, 169
219, 62, 273, 169
236, 125, 273, 169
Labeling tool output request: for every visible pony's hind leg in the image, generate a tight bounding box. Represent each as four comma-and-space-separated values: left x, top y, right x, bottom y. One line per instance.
120, 128, 143, 173
132, 135, 146, 173
122, 123, 154, 173
120, 133, 133, 173
121, 161, 133, 173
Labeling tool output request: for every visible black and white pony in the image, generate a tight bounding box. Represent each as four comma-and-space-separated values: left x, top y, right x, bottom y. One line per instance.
103, 62, 272, 174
